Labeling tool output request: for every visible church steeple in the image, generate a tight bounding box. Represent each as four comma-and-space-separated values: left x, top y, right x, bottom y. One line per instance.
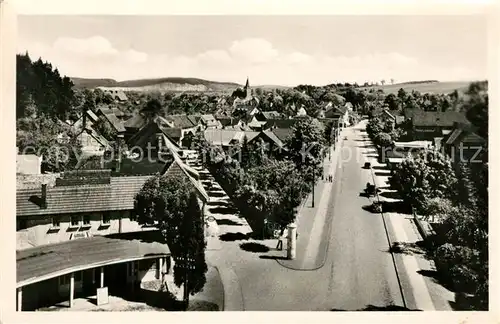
244, 77, 251, 99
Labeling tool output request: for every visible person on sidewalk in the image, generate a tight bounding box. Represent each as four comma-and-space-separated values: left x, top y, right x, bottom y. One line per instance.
276, 228, 285, 250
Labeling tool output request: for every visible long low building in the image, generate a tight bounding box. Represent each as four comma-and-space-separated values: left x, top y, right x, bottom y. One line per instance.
17, 235, 171, 311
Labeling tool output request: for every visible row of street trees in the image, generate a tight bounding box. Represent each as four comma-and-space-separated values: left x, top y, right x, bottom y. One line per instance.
194, 117, 326, 237
370, 81, 489, 310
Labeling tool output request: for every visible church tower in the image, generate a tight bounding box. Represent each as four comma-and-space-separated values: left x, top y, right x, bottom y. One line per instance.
244, 77, 251, 99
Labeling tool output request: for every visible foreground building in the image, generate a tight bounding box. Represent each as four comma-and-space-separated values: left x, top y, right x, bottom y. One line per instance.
16, 143, 209, 311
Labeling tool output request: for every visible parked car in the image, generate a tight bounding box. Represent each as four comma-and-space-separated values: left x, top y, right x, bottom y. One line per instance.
364, 162, 371, 169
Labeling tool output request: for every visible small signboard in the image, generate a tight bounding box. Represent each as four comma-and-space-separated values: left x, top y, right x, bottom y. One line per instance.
96, 287, 109, 306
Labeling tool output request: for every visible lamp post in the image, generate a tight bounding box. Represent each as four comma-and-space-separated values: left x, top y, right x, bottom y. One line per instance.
311, 170, 315, 208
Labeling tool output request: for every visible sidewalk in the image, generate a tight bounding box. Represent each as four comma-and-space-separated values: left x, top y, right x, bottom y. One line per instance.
365, 131, 454, 310
275, 129, 345, 270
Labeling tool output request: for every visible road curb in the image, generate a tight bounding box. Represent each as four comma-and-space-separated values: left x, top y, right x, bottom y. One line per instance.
210, 262, 245, 311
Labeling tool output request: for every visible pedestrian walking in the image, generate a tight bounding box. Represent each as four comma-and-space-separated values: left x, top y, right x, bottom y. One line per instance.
276, 238, 283, 251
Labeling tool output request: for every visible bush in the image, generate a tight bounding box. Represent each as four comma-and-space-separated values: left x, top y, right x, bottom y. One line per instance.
434, 243, 480, 293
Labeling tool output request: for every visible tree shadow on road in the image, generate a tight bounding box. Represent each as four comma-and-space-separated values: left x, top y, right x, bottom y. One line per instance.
330, 305, 421, 311
417, 269, 457, 293
207, 200, 232, 207
379, 191, 401, 200
219, 232, 251, 242
371, 165, 389, 170
208, 192, 226, 198
209, 207, 239, 215
240, 242, 270, 253
216, 219, 243, 226
259, 254, 288, 260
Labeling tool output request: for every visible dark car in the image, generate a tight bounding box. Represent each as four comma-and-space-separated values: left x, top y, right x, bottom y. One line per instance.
364, 162, 371, 169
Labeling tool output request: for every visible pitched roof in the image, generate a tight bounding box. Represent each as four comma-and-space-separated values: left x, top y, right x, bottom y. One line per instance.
17, 236, 169, 287
76, 126, 111, 149
97, 108, 126, 132
443, 125, 485, 146
164, 115, 197, 129
97, 106, 125, 118
261, 130, 285, 148
217, 117, 240, 127
204, 129, 259, 146
261, 111, 281, 119
200, 114, 220, 127
124, 114, 147, 130
17, 173, 60, 190
16, 175, 151, 217
247, 117, 267, 129
264, 118, 300, 129
187, 115, 201, 125
271, 128, 294, 143
162, 127, 182, 139
411, 111, 470, 127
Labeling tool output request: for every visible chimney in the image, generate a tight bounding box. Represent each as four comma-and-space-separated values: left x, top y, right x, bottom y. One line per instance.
82, 110, 87, 130
115, 156, 121, 173
156, 133, 163, 152
41, 183, 47, 209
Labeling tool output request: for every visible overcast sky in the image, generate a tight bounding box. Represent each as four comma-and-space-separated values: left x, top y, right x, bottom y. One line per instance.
17, 15, 488, 86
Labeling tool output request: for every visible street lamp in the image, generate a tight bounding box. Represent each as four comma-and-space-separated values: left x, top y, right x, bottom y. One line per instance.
311, 169, 315, 208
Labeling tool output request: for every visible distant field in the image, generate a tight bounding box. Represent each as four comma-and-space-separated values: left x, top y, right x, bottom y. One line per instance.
366, 81, 474, 95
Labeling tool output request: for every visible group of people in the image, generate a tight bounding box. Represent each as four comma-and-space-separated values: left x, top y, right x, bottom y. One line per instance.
323, 174, 333, 182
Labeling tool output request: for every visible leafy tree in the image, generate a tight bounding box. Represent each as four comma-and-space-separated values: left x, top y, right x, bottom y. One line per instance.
389, 150, 457, 213
141, 98, 164, 121
82, 89, 96, 112
463, 81, 488, 140
366, 116, 384, 139
286, 117, 325, 183
133, 174, 208, 307
373, 132, 393, 148
234, 159, 309, 235
397, 88, 407, 102
384, 93, 400, 111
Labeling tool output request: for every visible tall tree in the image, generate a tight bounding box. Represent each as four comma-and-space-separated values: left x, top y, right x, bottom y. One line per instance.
141, 98, 164, 121
286, 117, 325, 182
389, 150, 458, 213
133, 174, 208, 308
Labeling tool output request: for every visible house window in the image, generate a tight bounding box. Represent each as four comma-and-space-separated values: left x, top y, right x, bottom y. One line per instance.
70, 216, 81, 227
82, 215, 91, 226
52, 217, 61, 228
101, 213, 111, 225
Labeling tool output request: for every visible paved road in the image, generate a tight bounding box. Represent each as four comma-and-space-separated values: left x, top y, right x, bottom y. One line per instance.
200, 123, 406, 310
316, 124, 404, 310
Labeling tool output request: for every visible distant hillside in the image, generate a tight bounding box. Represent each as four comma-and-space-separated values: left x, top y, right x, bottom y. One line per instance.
366, 80, 474, 95
252, 85, 291, 90
71, 77, 119, 89
71, 76, 242, 92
